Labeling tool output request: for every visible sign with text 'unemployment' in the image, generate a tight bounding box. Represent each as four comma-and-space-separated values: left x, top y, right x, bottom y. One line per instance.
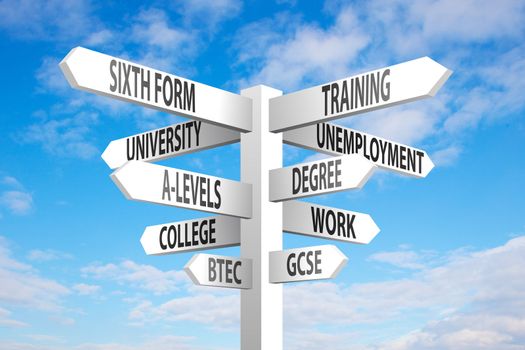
283, 201, 380, 244
269, 57, 452, 132
269, 155, 375, 202
140, 216, 240, 255
60, 47, 252, 132
102, 120, 240, 169
269, 245, 347, 283
111, 161, 252, 218
284, 123, 434, 177
185, 253, 252, 289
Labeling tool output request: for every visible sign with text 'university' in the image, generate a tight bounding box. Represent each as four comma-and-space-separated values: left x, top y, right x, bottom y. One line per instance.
140, 216, 240, 255
284, 122, 434, 177
269, 154, 375, 202
60, 47, 252, 132
269, 57, 452, 132
102, 120, 240, 169
283, 201, 380, 244
111, 161, 252, 218
269, 245, 347, 283
185, 253, 252, 289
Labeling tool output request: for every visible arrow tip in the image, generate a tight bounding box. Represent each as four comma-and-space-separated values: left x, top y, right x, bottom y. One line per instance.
184, 254, 201, 285
101, 141, 119, 169
59, 47, 83, 89
424, 57, 453, 97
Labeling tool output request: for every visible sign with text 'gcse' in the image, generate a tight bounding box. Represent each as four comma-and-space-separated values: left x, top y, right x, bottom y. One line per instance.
269, 155, 375, 202
102, 120, 240, 169
60, 47, 252, 132
111, 161, 252, 218
284, 122, 434, 178
269, 57, 452, 132
141, 216, 240, 255
283, 201, 380, 244
269, 245, 347, 283
185, 253, 252, 289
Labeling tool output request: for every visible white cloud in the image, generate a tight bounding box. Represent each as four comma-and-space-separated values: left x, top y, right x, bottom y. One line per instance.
0, 307, 28, 328
431, 145, 461, 167
0, 176, 33, 216
72, 283, 100, 296
27, 249, 72, 262
368, 250, 427, 270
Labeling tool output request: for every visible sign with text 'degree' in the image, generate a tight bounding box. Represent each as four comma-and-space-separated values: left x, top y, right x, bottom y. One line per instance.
185, 253, 252, 289
269, 57, 452, 132
111, 161, 252, 218
60, 47, 252, 132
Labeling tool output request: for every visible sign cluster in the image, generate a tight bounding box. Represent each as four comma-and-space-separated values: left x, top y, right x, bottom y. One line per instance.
60, 46, 451, 339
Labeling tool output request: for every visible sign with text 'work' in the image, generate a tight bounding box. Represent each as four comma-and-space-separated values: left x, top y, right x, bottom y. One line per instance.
269, 245, 347, 283
102, 120, 240, 169
283, 201, 380, 244
140, 216, 240, 255
185, 253, 252, 289
269, 57, 452, 132
269, 155, 375, 202
111, 161, 252, 218
60, 47, 252, 132
283, 122, 434, 178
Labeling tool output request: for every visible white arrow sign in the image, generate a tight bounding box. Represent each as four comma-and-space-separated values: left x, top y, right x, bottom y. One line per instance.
185, 254, 252, 289
269, 245, 348, 283
284, 122, 434, 178
269, 57, 452, 132
283, 201, 380, 244
141, 216, 240, 255
60, 47, 252, 132
111, 161, 252, 218
102, 120, 240, 169
269, 155, 375, 202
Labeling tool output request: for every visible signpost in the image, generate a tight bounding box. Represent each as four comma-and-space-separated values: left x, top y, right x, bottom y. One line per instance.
269, 245, 348, 283
140, 216, 240, 255
283, 122, 434, 177
269, 154, 376, 202
60, 47, 252, 132
111, 160, 252, 218
102, 120, 240, 169
270, 56, 452, 132
185, 253, 252, 289
283, 201, 380, 244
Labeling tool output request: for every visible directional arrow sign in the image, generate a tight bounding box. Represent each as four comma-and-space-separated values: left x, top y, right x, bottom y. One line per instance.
269, 57, 452, 132
284, 122, 434, 177
60, 47, 252, 132
269, 154, 375, 202
141, 216, 240, 255
102, 120, 240, 169
185, 254, 252, 289
269, 245, 347, 283
283, 201, 380, 244
111, 161, 252, 218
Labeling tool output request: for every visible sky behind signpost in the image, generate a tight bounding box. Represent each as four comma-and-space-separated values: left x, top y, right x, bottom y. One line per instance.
0, 0, 524, 349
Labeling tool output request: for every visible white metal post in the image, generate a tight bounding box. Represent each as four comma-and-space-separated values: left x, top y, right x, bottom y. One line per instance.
241, 85, 283, 350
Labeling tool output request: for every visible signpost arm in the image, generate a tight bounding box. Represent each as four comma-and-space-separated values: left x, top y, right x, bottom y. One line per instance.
241, 85, 283, 350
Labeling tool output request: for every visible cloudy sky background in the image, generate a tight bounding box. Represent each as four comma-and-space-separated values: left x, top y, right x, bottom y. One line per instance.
0, 0, 524, 349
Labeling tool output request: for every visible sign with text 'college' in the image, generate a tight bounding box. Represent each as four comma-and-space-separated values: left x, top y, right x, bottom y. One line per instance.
140, 216, 240, 255
102, 120, 240, 169
283, 122, 434, 177
111, 161, 252, 218
269, 57, 452, 132
269, 155, 375, 202
185, 253, 252, 289
269, 245, 347, 283
283, 201, 380, 244
60, 47, 252, 132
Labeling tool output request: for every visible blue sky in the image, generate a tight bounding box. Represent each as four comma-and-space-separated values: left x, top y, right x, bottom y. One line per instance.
0, 0, 524, 349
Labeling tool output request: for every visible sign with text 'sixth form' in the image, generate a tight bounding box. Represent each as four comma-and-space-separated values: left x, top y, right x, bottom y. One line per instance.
60, 46, 451, 350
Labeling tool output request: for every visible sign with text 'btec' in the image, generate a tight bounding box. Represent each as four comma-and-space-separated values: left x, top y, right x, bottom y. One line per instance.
185, 253, 252, 289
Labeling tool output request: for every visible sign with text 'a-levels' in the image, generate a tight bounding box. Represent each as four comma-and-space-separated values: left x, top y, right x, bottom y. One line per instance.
269, 155, 375, 202
283, 122, 434, 178
60, 47, 252, 132
185, 253, 252, 289
111, 161, 252, 218
141, 216, 240, 255
270, 57, 452, 132
283, 201, 380, 244
102, 120, 240, 169
269, 245, 347, 283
